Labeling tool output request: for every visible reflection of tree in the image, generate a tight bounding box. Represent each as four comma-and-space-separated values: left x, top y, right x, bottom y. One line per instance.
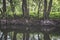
44, 33, 51, 40
13, 32, 17, 40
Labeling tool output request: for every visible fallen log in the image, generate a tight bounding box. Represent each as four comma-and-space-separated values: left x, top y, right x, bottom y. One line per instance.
0, 19, 60, 33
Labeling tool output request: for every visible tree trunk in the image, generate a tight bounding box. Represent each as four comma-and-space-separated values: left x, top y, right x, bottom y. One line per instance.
3, 32, 7, 40
23, 33, 26, 40
13, 32, 17, 40
10, 0, 15, 12
37, 0, 41, 19
38, 33, 41, 40
2, 0, 6, 17
22, 0, 29, 18
10, 0, 16, 19
43, 0, 47, 19
0, 32, 4, 40
0, 8, 2, 14
3, 0, 6, 13
43, 0, 52, 19
47, 0, 52, 19
23, 32, 29, 40
44, 33, 51, 40
33, 34, 35, 40
26, 32, 29, 40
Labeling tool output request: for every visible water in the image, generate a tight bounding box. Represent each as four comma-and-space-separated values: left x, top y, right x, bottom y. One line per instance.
0, 31, 60, 40
0, 31, 11, 40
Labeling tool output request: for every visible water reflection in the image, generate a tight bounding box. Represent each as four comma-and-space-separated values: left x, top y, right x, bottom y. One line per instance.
0, 31, 60, 40
0, 32, 3, 38
0, 31, 11, 40
51, 36, 60, 40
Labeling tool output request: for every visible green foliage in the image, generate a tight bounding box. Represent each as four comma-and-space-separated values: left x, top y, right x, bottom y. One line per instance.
0, 0, 60, 19
49, 12, 60, 19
